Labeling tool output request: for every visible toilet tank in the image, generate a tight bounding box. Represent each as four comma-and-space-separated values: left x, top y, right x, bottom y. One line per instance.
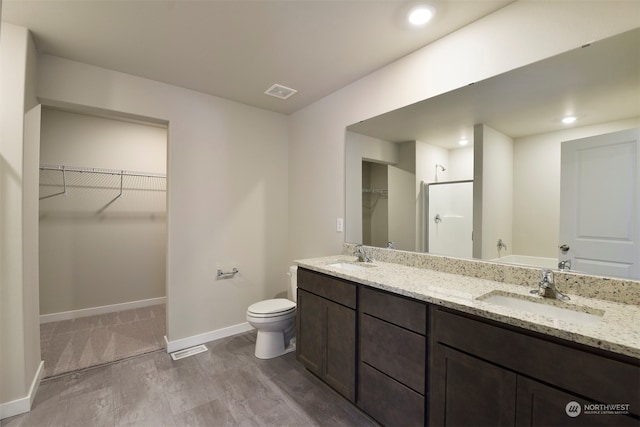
288, 265, 298, 302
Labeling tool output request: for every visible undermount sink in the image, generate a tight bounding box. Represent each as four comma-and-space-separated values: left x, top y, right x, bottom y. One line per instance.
326, 262, 377, 272
478, 291, 604, 326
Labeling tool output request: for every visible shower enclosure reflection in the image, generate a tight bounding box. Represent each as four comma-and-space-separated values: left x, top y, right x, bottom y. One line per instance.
427, 180, 473, 258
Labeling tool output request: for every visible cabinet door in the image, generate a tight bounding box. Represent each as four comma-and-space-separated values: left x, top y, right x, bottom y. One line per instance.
516, 376, 639, 427
297, 289, 356, 402
296, 289, 324, 376
325, 300, 356, 401
432, 307, 639, 417
430, 344, 516, 427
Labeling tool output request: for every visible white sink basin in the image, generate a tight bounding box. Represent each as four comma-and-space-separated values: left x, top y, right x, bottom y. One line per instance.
478, 291, 604, 326
326, 262, 376, 272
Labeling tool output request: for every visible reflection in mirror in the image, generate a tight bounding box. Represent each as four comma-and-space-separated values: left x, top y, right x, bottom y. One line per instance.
362, 161, 389, 248
427, 180, 473, 258
345, 28, 640, 279
559, 128, 640, 279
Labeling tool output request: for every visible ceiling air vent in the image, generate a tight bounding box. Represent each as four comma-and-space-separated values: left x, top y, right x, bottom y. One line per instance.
264, 84, 298, 100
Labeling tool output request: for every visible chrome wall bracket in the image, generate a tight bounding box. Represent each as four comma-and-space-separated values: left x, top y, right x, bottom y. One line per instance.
217, 268, 239, 279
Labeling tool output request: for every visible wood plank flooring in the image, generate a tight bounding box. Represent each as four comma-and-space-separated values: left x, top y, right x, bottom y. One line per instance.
2, 332, 378, 427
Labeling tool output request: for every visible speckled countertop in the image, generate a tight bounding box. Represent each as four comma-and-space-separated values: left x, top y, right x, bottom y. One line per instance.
295, 252, 640, 359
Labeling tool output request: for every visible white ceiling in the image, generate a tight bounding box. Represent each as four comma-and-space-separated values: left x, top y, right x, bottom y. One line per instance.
2, 0, 513, 115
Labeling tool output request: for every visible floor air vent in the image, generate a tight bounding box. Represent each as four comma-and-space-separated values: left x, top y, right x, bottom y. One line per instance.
170, 344, 208, 361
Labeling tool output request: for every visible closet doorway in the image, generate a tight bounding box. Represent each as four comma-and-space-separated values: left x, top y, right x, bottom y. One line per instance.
38, 108, 168, 378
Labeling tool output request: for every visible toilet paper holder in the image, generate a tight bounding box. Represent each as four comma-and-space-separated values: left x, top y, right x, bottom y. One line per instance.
217, 268, 239, 279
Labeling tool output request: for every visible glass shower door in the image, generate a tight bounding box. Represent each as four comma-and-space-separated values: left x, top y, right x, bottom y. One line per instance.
427, 180, 473, 258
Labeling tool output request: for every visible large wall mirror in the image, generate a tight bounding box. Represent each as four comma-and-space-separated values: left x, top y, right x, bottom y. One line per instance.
345, 28, 640, 280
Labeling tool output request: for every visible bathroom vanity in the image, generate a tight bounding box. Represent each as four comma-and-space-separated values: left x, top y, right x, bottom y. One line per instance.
296, 268, 357, 401
295, 250, 640, 427
430, 307, 638, 427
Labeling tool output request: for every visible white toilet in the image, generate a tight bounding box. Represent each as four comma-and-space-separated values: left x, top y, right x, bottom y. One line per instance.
246, 266, 297, 359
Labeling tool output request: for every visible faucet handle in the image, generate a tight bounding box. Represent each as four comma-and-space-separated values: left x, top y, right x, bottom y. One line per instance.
536, 270, 553, 298
355, 244, 372, 262
540, 269, 553, 283
558, 259, 572, 271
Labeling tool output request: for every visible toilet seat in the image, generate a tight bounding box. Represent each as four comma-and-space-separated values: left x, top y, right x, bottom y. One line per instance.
247, 298, 295, 318
246, 266, 298, 359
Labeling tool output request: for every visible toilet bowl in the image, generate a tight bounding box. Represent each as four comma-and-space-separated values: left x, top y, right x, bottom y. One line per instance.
246, 266, 298, 359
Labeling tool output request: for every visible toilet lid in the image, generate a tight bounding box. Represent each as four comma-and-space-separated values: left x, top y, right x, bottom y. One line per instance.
248, 298, 296, 316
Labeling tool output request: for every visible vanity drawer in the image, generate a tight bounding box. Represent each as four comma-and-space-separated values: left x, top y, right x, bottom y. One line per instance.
358, 362, 424, 427
360, 286, 427, 334
360, 313, 426, 394
297, 268, 356, 308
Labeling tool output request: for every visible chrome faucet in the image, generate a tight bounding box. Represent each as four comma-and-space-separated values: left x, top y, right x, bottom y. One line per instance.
531, 269, 570, 301
355, 245, 372, 263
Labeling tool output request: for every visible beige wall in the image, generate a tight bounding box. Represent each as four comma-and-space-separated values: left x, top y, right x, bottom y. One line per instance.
36, 55, 290, 344
288, 1, 640, 261
474, 124, 513, 259
39, 109, 167, 314
513, 117, 640, 258
416, 142, 449, 185
389, 142, 416, 251
448, 147, 474, 182
0, 22, 41, 413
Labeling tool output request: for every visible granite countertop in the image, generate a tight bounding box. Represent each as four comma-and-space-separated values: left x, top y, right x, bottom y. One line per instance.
295, 254, 640, 359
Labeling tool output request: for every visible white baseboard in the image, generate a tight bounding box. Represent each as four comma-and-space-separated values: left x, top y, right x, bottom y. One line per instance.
0, 360, 44, 420
165, 322, 254, 353
40, 297, 166, 324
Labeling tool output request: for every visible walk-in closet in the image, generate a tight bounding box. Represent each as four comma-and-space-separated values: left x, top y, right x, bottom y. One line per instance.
38, 108, 168, 378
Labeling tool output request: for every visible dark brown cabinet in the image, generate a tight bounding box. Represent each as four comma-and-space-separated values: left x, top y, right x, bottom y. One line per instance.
296, 268, 356, 401
516, 376, 639, 427
430, 307, 640, 427
295, 267, 639, 427
296, 290, 324, 374
358, 287, 428, 426
431, 345, 516, 427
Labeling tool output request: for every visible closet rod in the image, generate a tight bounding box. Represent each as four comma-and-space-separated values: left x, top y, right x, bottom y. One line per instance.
40, 164, 166, 179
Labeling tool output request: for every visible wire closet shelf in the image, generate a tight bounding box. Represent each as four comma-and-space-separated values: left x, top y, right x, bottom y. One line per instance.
39, 164, 167, 214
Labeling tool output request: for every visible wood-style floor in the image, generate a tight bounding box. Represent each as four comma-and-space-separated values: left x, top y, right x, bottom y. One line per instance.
2, 332, 378, 427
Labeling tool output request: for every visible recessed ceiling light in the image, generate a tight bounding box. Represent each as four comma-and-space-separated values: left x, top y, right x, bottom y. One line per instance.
458, 139, 469, 146
562, 116, 577, 124
408, 5, 434, 26
264, 84, 297, 100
